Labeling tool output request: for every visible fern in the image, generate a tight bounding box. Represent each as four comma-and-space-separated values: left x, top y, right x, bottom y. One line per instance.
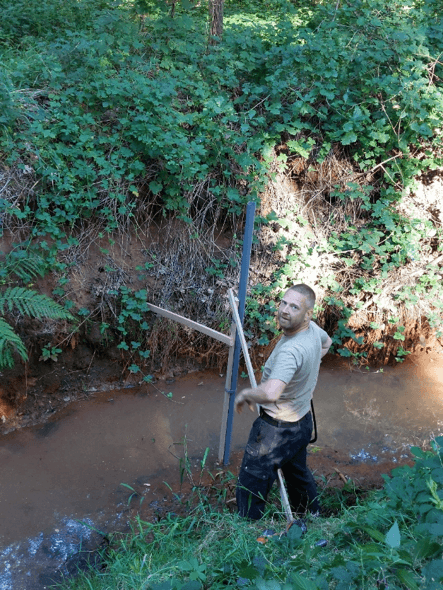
0, 287, 73, 320
0, 287, 74, 368
0, 317, 28, 368
0, 247, 46, 283
0, 243, 74, 367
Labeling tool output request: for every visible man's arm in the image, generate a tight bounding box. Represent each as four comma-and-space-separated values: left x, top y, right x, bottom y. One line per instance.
321, 335, 333, 358
235, 378, 286, 414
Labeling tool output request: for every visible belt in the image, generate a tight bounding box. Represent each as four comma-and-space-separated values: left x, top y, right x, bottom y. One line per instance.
259, 407, 309, 428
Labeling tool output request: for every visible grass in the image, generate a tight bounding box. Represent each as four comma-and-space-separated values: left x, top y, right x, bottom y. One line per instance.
53, 492, 396, 589
57, 439, 443, 589
58, 486, 330, 590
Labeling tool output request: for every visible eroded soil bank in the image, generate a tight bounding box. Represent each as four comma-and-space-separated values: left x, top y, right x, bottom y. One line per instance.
1, 350, 443, 589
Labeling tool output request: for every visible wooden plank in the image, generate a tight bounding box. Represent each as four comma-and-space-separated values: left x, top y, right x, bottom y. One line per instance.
147, 302, 233, 347
228, 289, 257, 387
218, 321, 237, 462
277, 468, 294, 523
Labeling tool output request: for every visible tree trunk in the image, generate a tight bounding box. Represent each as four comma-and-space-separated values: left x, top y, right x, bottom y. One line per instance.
208, 0, 223, 45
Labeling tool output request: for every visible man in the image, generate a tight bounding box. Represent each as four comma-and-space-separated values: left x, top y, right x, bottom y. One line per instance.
235, 284, 332, 520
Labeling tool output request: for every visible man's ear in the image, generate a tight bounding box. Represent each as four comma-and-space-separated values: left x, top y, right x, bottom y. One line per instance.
306, 308, 314, 320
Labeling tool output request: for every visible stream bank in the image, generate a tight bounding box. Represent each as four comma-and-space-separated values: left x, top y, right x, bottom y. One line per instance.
1, 350, 442, 589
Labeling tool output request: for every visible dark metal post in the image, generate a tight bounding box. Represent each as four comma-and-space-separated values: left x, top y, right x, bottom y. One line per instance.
223, 201, 256, 465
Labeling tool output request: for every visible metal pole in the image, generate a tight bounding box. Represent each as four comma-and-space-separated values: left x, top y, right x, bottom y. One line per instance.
218, 321, 236, 462
223, 201, 256, 465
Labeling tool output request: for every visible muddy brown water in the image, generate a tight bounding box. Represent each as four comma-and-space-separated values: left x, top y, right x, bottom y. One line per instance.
1, 351, 443, 589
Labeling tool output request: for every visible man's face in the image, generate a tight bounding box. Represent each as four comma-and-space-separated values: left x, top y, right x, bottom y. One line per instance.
278, 289, 312, 335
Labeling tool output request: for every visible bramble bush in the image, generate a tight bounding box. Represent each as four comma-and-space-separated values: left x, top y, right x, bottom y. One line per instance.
0, 0, 442, 365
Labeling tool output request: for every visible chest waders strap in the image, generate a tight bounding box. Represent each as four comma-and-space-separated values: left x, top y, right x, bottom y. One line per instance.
310, 399, 317, 444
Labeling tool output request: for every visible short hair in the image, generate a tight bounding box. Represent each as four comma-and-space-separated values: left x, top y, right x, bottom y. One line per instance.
287, 284, 316, 310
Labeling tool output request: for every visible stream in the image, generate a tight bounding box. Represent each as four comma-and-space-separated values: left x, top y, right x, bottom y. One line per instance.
1, 350, 443, 589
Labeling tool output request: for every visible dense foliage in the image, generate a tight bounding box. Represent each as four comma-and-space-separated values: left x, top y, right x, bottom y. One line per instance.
0, 0, 442, 368
2, 0, 442, 218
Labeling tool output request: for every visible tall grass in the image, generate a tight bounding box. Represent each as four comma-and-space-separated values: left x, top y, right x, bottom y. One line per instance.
59, 438, 443, 590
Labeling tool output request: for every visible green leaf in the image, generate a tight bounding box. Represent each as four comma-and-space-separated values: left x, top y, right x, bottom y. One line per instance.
397, 549, 413, 565
361, 542, 384, 555
413, 537, 442, 560
287, 572, 320, 590
342, 131, 357, 145
410, 446, 426, 458
256, 579, 281, 590
288, 523, 304, 541
180, 582, 202, 590
149, 582, 174, 590
287, 140, 312, 158
421, 523, 443, 537
0, 287, 73, 320
385, 521, 401, 548
0, 317, 28, 368
237, 564, 259, 580
149, 181, 163, 195
361, 527, 385, 543
423, 559, 443, 583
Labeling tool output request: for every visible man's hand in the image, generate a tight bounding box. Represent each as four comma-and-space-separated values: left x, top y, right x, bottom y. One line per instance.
235, 379, 286, 414
235, 389, 256, 414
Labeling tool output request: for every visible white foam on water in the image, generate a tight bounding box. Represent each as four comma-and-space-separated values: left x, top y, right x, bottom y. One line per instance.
0, 516, 96, 589
0, 562, 12, 590
47, 517, 94, 563
28, 532, 44, 556
350, 448, 378, 462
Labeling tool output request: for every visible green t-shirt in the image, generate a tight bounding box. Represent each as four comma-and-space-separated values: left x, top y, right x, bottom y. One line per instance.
260, 321, 329, 422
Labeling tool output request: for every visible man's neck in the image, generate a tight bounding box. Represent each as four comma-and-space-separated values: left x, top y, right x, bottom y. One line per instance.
282, 320, 311, 338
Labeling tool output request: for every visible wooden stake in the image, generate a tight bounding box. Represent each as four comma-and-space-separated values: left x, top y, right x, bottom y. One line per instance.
147, 302, 233, 346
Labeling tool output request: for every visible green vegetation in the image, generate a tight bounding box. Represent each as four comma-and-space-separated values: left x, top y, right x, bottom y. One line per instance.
59, 437, 443, 589
0, 245, 73, 368
1, 2, 442, 585
0, 0, 442, 370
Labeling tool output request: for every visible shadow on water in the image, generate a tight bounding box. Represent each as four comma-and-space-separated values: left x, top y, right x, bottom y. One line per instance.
35, 422, 60, 439
1, 350, 442, 589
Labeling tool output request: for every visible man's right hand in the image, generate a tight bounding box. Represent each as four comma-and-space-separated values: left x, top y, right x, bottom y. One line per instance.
235, 379, 286, 414
235, 389, 256, 414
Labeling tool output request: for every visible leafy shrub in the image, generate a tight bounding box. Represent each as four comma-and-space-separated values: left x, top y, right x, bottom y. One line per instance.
1, 0, 442, 363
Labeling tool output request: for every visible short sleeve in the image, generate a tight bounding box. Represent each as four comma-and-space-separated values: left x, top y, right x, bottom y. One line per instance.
268, 348, 301, 384
318, 326, 329, 346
